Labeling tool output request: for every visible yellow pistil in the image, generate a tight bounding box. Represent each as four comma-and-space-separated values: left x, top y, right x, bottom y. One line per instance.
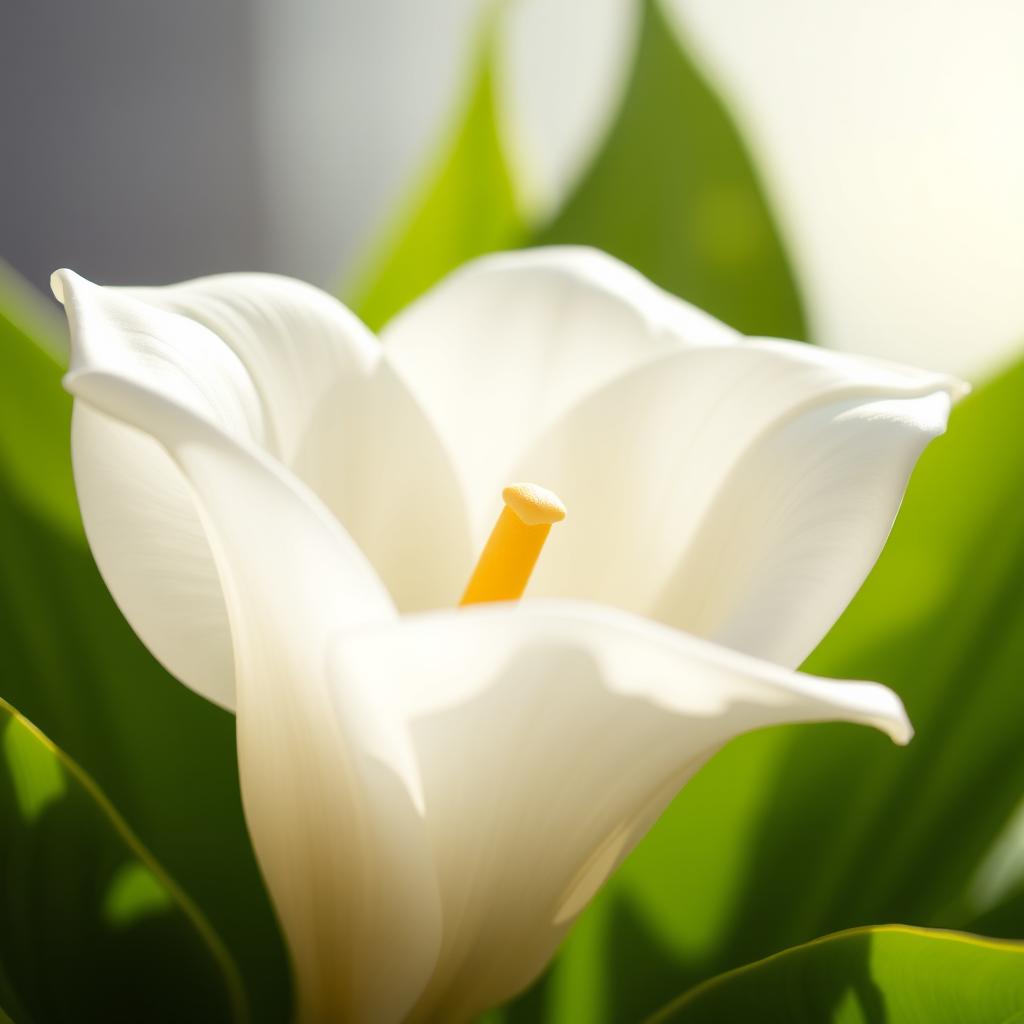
460, 483, 567, 606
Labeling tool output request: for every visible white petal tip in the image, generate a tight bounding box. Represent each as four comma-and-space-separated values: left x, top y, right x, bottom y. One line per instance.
50, 269, 72, 304
62, 366, 87, 398
950, 378, 972, 403
918, 372, 969, 408
928, 372, 970, 405
50, 268, 95, 309
810, 675, 914, 747
890, 717, 914, 746
875, 689, 914, 746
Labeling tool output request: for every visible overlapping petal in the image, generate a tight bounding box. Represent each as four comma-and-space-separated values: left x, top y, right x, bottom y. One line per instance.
331, 601, 911, 1021
55, 269, 268, 707
511, 338, 961, 666
119, 273, 380, 465
55, 270, 471, 707
650, 390, 955, 667
382, 246, 738, 538
65, 367, 440, 1023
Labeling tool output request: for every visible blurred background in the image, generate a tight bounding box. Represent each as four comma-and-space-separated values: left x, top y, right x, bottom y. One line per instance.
4, 0, 1024, 379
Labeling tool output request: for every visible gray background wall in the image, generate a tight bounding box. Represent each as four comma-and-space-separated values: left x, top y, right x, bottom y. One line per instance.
1, 0, 265, 289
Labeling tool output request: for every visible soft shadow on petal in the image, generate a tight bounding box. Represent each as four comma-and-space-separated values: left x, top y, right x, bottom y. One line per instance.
55, 270, 471, 705
514, 339, 961, 663
652, 391, 955, 667
55, 269, 267, 708
57, 275, 407, 677
135, 272, 475, 614
295, 359, 475, 613
331, 600, 911, 1021
71, 402, 238, 704
381, 246, 739, 540
67, 368, 441, 1023
120, 273, 380, 465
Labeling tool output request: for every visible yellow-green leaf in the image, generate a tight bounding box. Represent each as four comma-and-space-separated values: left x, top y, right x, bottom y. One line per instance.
650, 926, 1024, 1024
0, 262, 77, 536
347, 11, 524, 330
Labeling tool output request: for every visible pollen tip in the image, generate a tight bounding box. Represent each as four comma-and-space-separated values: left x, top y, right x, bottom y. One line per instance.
502, 483, 567, 526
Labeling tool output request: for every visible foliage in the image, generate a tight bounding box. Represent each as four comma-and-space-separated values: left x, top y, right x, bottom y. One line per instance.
346, 7, 524, 330
651, 926, 1024, 1023
534, 0, 805, 341
0, 693, 245, 1023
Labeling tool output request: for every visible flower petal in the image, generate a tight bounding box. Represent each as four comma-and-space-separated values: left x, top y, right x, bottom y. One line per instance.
293, 359, 475, 614
514, 339, 962, 666
118, 273, 378, 465
330, 600, 911, 1021
381, 247, 738, 538
55, 270, 471, 706
135, 275, 475, 611
650, 391, 954, 667
66, 368, 440, 1022
55, 269, 266, 708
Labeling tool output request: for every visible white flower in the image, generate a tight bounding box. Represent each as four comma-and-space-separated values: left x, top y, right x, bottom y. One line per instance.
53, 247, 962, 1022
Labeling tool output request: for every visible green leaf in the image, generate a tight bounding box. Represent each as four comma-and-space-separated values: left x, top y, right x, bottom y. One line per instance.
0, 261, 66, 362
347, 9, 524, 331
0, 694, 247, 1024
971, 887, 1024, 944
523, 351, 1024, 1023
0, 263, 76, 536
532, 0, 806, 340
0, 271, 290, 1021
649, 926, 1024, 1023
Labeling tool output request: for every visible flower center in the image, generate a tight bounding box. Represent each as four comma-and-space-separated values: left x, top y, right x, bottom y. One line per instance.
460, 483, 567, 606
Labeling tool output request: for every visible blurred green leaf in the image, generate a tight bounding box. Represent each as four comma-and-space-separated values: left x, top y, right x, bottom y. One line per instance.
972, 887, 1024, 943
0, 263, 76, 536
962, 797, 1024, 934
519, 352, 1024, 1022
0, 694, 246, 1024
0, 262, 66, 362
650, 926, 1024, 1023
533, 0, 805, 340
347, 10, 524, 330
0, 271, 290, 1022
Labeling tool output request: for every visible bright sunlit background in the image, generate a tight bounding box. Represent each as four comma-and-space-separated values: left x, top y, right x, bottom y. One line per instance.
5, 0, 1024, 378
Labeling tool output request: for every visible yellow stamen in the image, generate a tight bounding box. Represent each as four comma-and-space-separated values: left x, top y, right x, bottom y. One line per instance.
460, 483, 567, 606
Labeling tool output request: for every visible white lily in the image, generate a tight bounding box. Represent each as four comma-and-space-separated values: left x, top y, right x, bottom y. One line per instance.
54, 248, 961, 1022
